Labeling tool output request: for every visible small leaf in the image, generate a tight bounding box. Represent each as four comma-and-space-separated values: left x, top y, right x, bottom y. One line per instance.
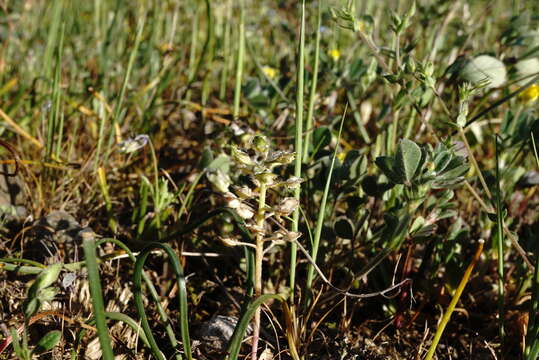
23, 298, 40, 319
207, 154, 231, 173
460, 55, 506, 88
432, 176, 466, 189
433, 150, 452, 173
412, 224, 436, 238
410, 216, 426, 234
515, 58, 539, 84
395, 139, 422, 184
28, 263, 62, 299
33, 330, 62, 354
437, 163, 469, 181
334, 217, 355, 239
343, 150, 366, 181
198, 147, 214, 170
375, 156, 403, 184
361, 175, 394, 197
10, 329, 26, 359
437, 209, 458, 221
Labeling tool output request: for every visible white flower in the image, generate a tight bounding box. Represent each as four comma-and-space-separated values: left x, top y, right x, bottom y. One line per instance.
118, 134, 149, 153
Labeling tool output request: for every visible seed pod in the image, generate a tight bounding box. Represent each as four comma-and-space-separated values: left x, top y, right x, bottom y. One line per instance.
231, 146, 256, 166
275, 197, 299, 216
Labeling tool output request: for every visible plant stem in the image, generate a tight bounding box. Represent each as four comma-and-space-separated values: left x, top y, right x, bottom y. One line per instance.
303, 0, 322, 163
105, 14, 145, 161
251, 182, 267, 360
290, 0, 305, 305
458, 126, 492, 199
233, 0, 245, 120
219, 0, 232, 100
185, 2, 199, 103
201, 0, 214, 108
306, 106, 346, 296
494, 136, 505, 348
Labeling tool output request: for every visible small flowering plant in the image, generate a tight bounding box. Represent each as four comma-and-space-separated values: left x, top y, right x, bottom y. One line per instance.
208, 134, 302, 353
222, 134, 302, 239
117, 134, 149, 154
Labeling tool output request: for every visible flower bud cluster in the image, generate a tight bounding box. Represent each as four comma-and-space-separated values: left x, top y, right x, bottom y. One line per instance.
215, 135, 304, 246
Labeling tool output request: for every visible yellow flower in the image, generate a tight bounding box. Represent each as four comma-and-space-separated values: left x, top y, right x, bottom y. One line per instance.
328, 49, 341, 61
519, 84, 539, 104
336, 151, 347, 162
262, 66, 278, 80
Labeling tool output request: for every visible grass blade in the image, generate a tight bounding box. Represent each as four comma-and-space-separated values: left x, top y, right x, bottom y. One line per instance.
81, 232, 115, 360
232, 0, 245, 120
96, 238, 179, 353
305, 106, 347, 297
133, 242, 191, 360
226, 294, 285, 360
290, 0, 306, 304
303, 0, 322, 163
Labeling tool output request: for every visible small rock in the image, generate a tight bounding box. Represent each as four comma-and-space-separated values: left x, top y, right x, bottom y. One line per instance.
195, 315, 251, 354
0, 168, 28, 222
27, 211, 93, 263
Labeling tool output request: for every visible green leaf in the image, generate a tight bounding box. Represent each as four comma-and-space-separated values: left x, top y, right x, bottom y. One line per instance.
207, 154, 231, 172
23, 298, 40, 319
395, 139, 422, 184
460, 55, 506, 88
33, 330, 62, 354
433, 150, 452, 173
10, 328, 28, 360
28, 263, 62, 298
437, 163, 469, 181
226, 294, 285, 360
198, 147, 214, 170
334, 217, 355, 239
515, 58, 539, 85
375, 156, 403, 184
342, 150, 366, 182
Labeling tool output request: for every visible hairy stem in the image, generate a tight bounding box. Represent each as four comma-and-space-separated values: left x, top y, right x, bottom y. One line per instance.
251, 182, 267, 360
